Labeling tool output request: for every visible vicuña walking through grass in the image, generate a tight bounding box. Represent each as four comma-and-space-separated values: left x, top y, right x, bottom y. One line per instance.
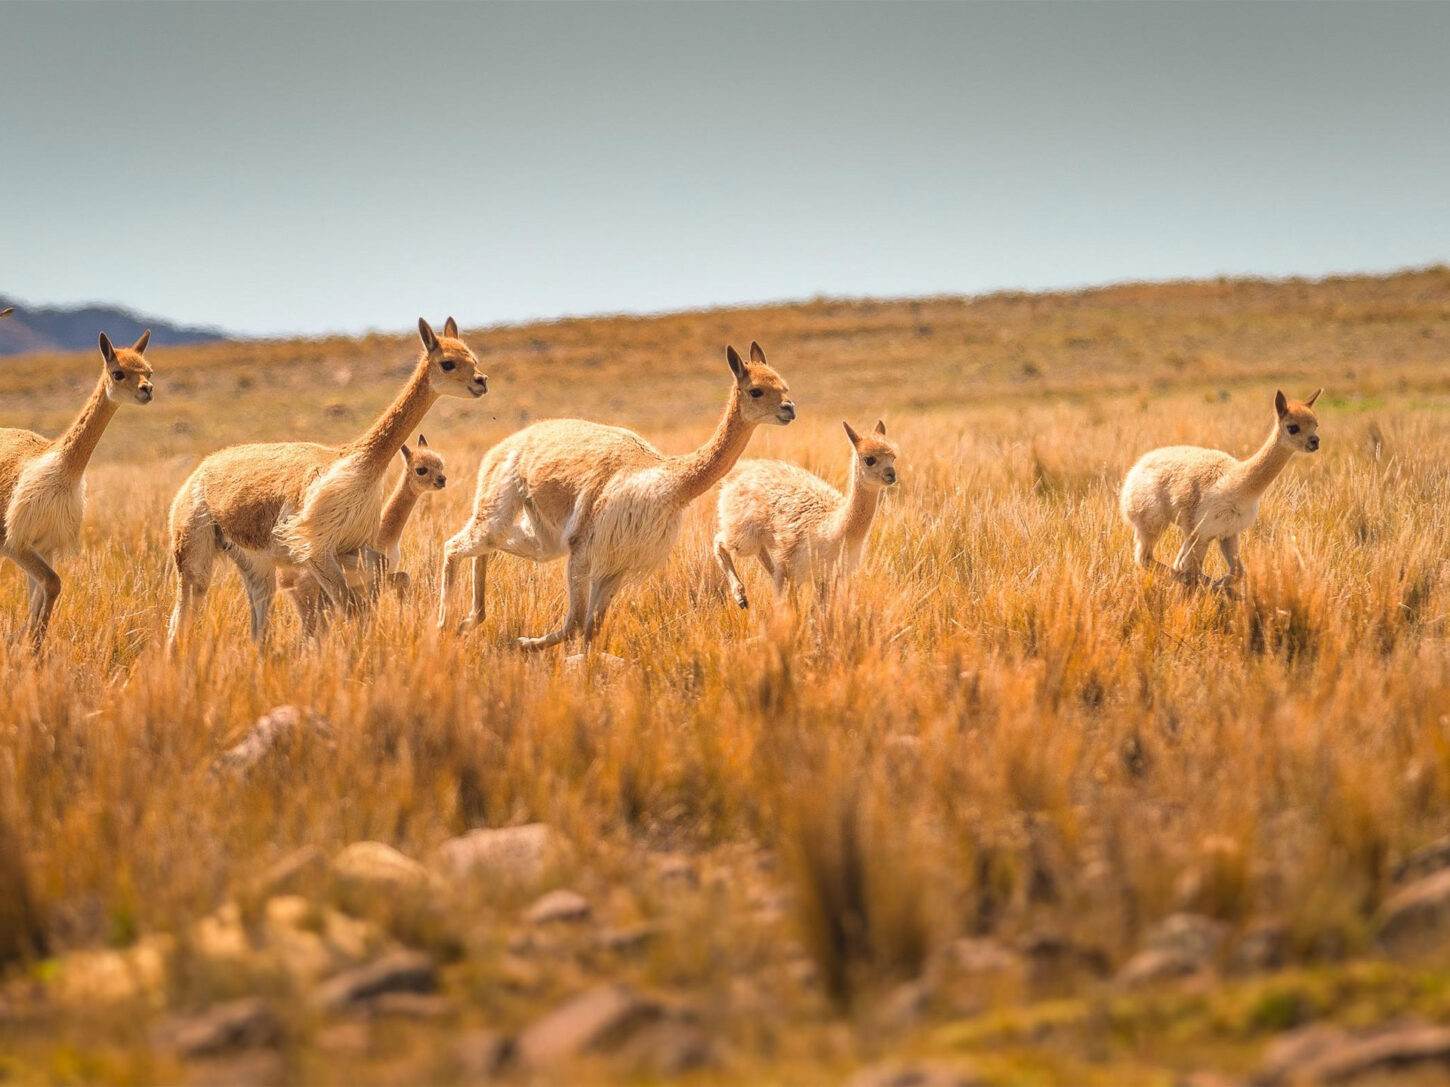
0, 330, 154, 649
714, 418, 899, 609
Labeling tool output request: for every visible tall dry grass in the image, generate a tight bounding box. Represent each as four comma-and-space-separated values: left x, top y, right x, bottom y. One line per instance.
2, 268, 1450, 1081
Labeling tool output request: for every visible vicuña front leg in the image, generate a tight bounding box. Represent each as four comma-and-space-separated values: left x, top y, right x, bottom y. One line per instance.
518, 546, 587, 652
13, 549, 61, 651
1212, 534, 1245, 595
583, 571, 625, 645
1171, 534, 1213, 587
309, 551, 362, 618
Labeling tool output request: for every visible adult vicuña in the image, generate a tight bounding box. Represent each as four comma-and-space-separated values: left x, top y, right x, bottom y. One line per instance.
167, 318, 485, 648
715, 419, 900, 609
438, 342, 795, 648
1119, 388, 1322, 585
1, 331, 155, 649
278, 434, 447, 633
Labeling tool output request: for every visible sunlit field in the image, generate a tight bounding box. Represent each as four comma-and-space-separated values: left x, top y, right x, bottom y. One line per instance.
4, 269, 1450, 1084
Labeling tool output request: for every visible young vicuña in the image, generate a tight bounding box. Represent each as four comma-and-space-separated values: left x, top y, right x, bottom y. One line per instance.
167, 318, 485, 648
1119, 388, 1322, 585
438, 342, 795, 648
277, 434, 447, 633
0, 330, 155, 648
714, 418, 899, 608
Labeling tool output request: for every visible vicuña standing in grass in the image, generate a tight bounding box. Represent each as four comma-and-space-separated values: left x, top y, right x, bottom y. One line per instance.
278, 434, 447, 633
714, 419, 900, 609
1120, 389, 1322, 585
167, 318, 485, 648
1, 331, 155, 649
438, 342, 795, 648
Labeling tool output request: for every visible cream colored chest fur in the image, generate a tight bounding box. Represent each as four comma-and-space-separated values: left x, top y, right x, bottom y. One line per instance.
4, 451, 85, 556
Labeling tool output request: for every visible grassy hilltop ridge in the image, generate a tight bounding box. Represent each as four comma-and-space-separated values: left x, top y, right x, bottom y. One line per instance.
2, 267, 1450, 1084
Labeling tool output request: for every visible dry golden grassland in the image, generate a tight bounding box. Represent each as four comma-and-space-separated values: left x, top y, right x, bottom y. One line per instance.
3, 269, 1450, 1084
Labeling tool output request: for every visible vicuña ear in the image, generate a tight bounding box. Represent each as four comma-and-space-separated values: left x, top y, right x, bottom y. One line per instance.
874, 419, 887, 435
843, 420, 862, 447
132, 329, 151, 354
1274, 390, 1288, 418
749, 342, 767, 365
726, 345, 746, 382
1305, 388, 1322, 407
99, 332, 117, 363
443, 317, 458, 338
418, 317, 439, 353
400, 443, 413, 462
417, 433, 428, 447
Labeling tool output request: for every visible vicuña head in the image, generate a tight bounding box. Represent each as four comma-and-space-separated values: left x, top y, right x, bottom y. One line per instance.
400, 433, 446, 493
1274, 388, 1321, 454
99, 331, 155, 406
418, 317, 487, 400
728, 342, 795, 427
843, 419, 899, 489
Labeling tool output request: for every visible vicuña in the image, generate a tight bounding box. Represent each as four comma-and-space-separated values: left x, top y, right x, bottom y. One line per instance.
1, 331, 155, 649
714, 419, 899, 608
1119, 389, 1322, 586
438, 342, 794, 648
167, 318, 485, 648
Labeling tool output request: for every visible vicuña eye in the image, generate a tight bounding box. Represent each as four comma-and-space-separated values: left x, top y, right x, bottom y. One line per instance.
112, 370, 126, 381
415, 466, 428, 476
748, 388, 763, 398
440, 359, 457, 372
865, 456, 877, 467
1287, 424, 1300, 434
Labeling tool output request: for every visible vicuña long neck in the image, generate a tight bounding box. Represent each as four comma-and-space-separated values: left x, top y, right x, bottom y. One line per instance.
377, 474, 421, 552
1227, 425, 1295, 501
56, 376, 119, 483
665, 388, 756, 506
829, 464, 882, 546
347, 360, 438, 473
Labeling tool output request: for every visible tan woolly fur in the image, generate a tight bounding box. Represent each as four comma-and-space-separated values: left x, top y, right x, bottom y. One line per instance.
0, 330, 154, 649
437, 341, 794, 649
277, 435, 446, 632
714, 418, 899, 609
1119, 388, 1322, 586
166, 318, 485, 648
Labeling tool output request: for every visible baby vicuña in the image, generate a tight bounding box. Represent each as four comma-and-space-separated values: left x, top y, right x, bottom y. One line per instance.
1, 331, 155, 649
168, 318, 484, 648
1119, 389, 1321, 585
278, 434, 447, 633
438, 342, 795, 648
715, 419, 899, 608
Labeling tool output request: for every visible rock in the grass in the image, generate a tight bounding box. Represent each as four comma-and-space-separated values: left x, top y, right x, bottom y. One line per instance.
936, 937, 1022, 978
1392, 835, 1450, 885
618, 1019, 715, 1076
212, 705, 331, 775
452, 1029, 513, 1080
254, 846, 327, 899
515, 983, 661, 1068
432, 823, 563, 885
1377, 868, 1450, 956
367, 991, 456, 1019
311, 950, 437, 1013
526, 889, 591, 925
1116, 947, 1204, 989
847, 1060, 983, 1087
330, 841, 431, 907
1144, 912, 1229, 963
1230, 918, 1289, 974
47, 936, 172, 1008
152, 997, 277, 1057
597, 922, 659, 954
1252, 1022, 1450, 1085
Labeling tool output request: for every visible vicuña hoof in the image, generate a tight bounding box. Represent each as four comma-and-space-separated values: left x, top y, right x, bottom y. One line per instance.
735, 594, 749, 610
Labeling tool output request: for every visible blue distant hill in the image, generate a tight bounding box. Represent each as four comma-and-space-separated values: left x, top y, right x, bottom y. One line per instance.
0, 295, 229, 357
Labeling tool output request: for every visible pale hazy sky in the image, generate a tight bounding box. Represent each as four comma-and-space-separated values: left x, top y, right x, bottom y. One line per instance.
3, 2, 1448, 337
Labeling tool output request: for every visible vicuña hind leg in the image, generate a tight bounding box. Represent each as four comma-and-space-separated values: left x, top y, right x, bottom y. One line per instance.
167, 492, 220, 653
1212, 534, 1244, 594
583, 571, 625, 644
518, 546, 587, 652
1131, 520, 1164, 570
714, 534, 749, 609
438, 525, 492, 631
1171, 534, 1213, 586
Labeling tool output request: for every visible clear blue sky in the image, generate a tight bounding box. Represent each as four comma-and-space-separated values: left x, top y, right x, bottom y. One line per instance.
3, 2, 1448, 337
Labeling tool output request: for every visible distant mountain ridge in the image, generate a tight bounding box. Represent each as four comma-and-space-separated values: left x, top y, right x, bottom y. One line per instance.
0, 295, 229, 357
